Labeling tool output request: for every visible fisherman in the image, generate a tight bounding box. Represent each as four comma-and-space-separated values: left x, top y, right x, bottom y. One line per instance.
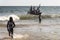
7, 17, 15, 38
39, 12, 42, 23
37, 5, 42, 23
28, 5, 42, 23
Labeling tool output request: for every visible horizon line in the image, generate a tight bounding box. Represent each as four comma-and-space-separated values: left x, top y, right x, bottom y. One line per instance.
0, 5, 60, 6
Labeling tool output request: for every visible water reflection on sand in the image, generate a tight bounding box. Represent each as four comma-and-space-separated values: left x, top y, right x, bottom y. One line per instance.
0, 19, 60, 40
0, 24, 60, 40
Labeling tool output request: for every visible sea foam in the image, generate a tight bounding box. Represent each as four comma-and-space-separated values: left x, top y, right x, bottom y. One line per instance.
0, 14, 60, 21
13, 33, 29, 39
0, 14, 20, 21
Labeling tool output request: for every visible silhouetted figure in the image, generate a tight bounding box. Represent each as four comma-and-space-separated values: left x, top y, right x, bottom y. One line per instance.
28, 5, 42, 23
37, 5, 42, 23
30, 6, 32, 12
39, 13, 41, 23
7, 17, 15, 38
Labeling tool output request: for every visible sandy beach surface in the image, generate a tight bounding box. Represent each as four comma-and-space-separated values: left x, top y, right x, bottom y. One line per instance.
0, 24, 60, 40
1, 6, 60, 40
0, 19, 60, 40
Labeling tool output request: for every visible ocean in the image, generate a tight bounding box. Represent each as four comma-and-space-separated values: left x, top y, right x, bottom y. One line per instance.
0, 6, 60, 21
0, 6, 60, 15
0, 6, 60, 40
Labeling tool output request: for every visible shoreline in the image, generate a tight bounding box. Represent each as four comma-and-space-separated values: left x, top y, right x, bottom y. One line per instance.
0, 24, 60, 40
0, 23, 60, 28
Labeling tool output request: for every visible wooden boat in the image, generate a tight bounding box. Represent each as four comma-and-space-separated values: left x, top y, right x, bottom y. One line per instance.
28, 5, 42, 15
27, 5, 42, 23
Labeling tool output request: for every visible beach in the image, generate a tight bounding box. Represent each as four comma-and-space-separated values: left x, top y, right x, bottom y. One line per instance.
0, 6, 60, 40
0, 18, 60, 40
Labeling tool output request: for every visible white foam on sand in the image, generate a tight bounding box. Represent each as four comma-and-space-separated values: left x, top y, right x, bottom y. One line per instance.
0, 24, 60, 40
13, 33, 29, 39
0, 33, 29, 39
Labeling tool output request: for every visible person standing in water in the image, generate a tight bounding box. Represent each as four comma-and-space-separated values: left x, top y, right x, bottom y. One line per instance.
7, 17, 15, 38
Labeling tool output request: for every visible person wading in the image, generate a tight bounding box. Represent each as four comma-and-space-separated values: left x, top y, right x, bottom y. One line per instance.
7, 17, 15, 38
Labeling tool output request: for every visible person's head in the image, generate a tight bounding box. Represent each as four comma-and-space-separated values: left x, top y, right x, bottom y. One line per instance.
9, 17, 13, 22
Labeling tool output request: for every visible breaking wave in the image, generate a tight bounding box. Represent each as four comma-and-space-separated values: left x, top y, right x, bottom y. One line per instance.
0, 14, 20, 21
42, 14, 60, 18
0, 14, 60, 21
19, 14, 60, 19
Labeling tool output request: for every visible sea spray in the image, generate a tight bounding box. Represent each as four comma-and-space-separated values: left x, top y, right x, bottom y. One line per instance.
0, 14, 20, 21
13, 33, 29, 39
0, 14, 60, 21
8, 14, 20, 20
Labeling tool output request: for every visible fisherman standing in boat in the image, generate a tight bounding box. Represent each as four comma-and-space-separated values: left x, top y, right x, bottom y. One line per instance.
7, 17, 15, 38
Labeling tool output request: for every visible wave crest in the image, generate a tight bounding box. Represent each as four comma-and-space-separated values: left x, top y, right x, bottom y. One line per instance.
0, 14, 20, 21
0, 14, 60, 21
42, 14, 60, 18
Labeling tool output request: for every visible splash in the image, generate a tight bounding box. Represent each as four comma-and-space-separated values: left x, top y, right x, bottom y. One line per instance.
0, 14, 60, 21
0, 14, 20, 21
13, 33, 29, 39
8, 14, 20, 21
0, 16, 7, 21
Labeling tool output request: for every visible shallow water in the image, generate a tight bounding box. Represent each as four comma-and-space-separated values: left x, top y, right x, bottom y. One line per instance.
1, 18, 60, 25
0, 25, 60, 40
0, 18, 60, 40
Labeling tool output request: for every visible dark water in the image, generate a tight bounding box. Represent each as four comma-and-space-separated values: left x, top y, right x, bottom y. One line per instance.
0, 6, 60, 40
0, 6, 60, 21
0, 6, 60, 16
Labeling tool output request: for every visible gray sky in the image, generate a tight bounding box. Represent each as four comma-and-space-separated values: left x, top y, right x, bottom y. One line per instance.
0, 0, 60, 6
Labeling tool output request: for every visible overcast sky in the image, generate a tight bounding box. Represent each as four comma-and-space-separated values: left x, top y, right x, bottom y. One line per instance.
0, 0, 60, 6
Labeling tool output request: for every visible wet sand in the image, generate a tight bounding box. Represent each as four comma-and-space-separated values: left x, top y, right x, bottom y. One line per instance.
0, 23, 60, 40
0, 19, 60, 40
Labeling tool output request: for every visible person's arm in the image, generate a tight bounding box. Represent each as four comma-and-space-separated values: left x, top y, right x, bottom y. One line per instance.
7, 21, 9, 30
13, 21, 15, 28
